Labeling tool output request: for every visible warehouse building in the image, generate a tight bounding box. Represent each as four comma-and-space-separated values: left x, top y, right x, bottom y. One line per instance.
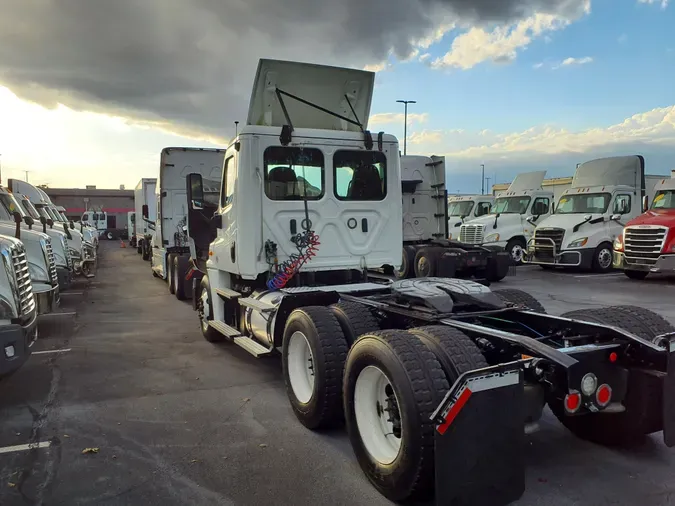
42, 185, 134, 231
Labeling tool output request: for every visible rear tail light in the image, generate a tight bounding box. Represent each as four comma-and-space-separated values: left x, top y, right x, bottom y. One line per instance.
564, 391, 581, 413
596, 384, 612, 407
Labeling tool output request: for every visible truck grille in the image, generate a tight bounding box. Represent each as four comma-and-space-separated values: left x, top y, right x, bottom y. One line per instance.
459, 224, 484, 244
533, 228, 565, 257
11, 243, 36, 317
624, 226, 667, 265
45, 239, 59, 286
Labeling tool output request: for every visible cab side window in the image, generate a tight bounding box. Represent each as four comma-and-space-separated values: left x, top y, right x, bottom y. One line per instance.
613, 194, 631, 214
475, 202, 491, 217
532, 197, 550, 215
220, 156, 235, 207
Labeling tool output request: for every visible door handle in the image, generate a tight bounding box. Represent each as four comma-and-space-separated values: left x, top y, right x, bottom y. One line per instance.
361, 218, 368, 233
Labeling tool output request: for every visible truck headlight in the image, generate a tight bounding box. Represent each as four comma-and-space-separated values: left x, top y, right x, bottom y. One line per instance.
567, 237, 588, 249
484, 233, 500, 243
0, 296, 17, 320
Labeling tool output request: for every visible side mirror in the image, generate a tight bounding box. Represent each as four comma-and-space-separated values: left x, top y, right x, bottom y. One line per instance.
13, 211, 22, 224
39, 216, 47, 225
142, 204, 149, 219
47, 218, 54, 227
642, 195, 649, 213
610, 214, 621, 221
526, 215, 536, 224
70, 221, 75, 229
23, 215, 34, 227
187, 173, 205, 210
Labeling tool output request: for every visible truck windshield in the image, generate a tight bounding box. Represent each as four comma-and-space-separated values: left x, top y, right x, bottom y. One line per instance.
652, 190, 675, 210
448, 201, 474, 217
20, 198, 42, 220
491, 196, 531, 214
556, 193, 611, 214
0, 193, 26, 219
34, 204, 52, 220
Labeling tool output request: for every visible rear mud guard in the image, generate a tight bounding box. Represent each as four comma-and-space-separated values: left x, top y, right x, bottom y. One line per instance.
431, 362, 527, 506
662, 334, 675, 446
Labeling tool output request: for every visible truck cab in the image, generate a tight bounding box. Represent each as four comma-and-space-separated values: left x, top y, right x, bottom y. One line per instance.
457, 171, 553, 264
527, 155, 666, 272
0, 233, 38, 379
0, 192, 59, 314
447, 195, 493, 241
7, 180, 74, 288
613, 175, 675, 279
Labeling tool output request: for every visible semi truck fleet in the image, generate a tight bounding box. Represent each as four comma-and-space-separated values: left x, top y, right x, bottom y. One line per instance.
446, 193, 494, 240
526, 155, 667, 272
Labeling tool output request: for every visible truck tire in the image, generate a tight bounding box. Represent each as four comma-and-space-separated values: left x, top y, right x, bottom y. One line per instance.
605, 305, 675, 339
505, 238, 526, 265
624, 270, 648, 280
196, 276, 223, 342
142, 241, 150, 261
343, 329, 449, 503
396, 245, 417, 279
282, 306, 349, 430
413, 246, 443, 278
173, 255, 190, 301
591, 242, 614, 273
330, 301, 381, 345
137, 239, 143, 254
549, 307, 671, 445
484, 252, 510, 282
167, 254, 176, 293
408, 326, 488, 384
493, 288, 547, 313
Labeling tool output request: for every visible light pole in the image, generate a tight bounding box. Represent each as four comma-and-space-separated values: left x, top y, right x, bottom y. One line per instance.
481, 164, 485, 194
485, 176, 491, 194
396, 100, 416, 156
235, 121, 239, 137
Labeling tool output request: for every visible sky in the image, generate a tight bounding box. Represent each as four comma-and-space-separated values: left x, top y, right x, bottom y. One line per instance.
0, 0, 674, 193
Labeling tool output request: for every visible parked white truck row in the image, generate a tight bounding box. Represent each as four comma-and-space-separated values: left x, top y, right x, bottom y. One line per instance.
451, 157, 670, 273
125, 59, 675, 506
0, 180, 99, 380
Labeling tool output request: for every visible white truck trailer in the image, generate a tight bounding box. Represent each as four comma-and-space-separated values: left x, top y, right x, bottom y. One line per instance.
180, 58, 675, 506
456, 171, 556, 264
134, 177, 157, 260
0, 233, 38, 379
526, 155, 667, 273
148, 147, 224, 300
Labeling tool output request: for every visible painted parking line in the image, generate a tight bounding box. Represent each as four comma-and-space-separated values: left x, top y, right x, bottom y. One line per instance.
573, 273, 623, 279
32, 348, 72, 355
60, 292, 84, 296
0, 441, 52, 455
41, 311, 77, 317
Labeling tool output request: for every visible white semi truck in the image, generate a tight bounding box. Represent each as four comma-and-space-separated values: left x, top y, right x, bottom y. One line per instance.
179, 59, 675, 506
456, 171, 556, 264
395, 155, 510, 281
7, 180, 77, 288
526, 155, 667, 273
0, 233, 38, 380
55, 205, 99, 251
134, 177, 157, 260
447, 194, 494, 240
148, 147, 224, 300
0, 193, 59, 315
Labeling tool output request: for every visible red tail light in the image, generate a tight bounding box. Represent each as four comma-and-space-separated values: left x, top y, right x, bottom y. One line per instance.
564, 391, 581, 413
596, 384, 612, 407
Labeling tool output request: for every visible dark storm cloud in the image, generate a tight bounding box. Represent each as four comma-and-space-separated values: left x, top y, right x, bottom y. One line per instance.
0, 0, 588, 140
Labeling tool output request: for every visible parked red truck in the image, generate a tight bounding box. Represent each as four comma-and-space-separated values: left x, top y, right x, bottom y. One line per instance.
613, 174, 675, 279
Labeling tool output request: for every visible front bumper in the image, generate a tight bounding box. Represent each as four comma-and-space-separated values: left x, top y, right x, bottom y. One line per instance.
613, 251, 675, 273
524, 240, 594, 269
34, 285, 60, 315
0, 311, 37, 377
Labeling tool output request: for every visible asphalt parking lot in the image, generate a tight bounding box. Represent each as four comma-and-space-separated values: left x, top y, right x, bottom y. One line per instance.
1, 243, 675, 506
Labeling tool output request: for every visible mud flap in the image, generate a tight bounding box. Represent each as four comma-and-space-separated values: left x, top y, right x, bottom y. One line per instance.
431, 362, 526, 506
662, 335, 675, 447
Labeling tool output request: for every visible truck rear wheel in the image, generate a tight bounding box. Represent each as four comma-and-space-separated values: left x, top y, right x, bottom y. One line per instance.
167, 254, 176, 293
396, 246, 417, 279
343, 329, 449, 503
624, 270, 648, 280
173, 255, 190, 300
493, 288, 546, 313
282, 306, 348, 430
549, 307, 671, 445
330, 301, 381, 345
